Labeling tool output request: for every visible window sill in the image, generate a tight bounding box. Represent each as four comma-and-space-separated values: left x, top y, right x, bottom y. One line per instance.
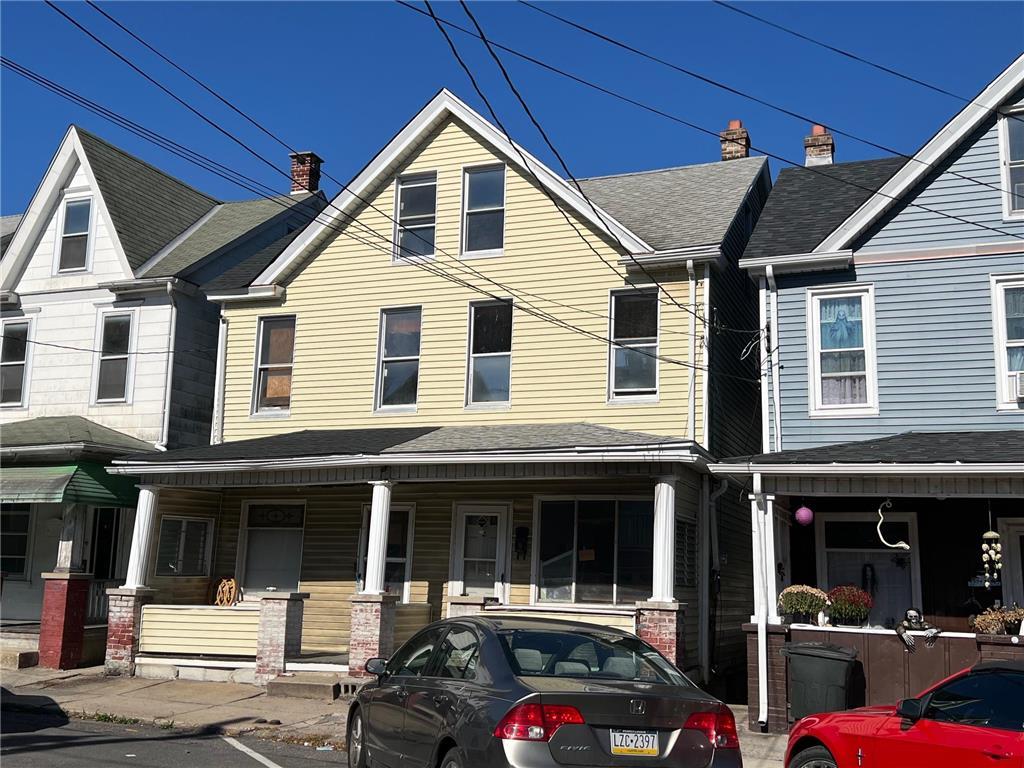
808, 407, 879, 418
391, 254, 436, 266
54, 267, 90, 276
0, 402, 27, 410
464, 402, 511, 412
93, 399, 130, 406
995, 401, 1024, 412
374, 405, 417, 416
606, 395, 660, 406
250, 409, 291, 420
461, 249, 504, 259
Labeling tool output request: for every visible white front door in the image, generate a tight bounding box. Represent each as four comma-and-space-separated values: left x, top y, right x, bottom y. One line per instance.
999, 518, 1024, 608
452, 504, 509, 600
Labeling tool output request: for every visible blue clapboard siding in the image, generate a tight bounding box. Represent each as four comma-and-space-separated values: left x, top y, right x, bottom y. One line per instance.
771, 252, 1024, 450
857, 91, 1024, 252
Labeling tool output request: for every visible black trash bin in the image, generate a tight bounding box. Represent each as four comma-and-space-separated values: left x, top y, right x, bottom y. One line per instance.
782, 642, 859, 722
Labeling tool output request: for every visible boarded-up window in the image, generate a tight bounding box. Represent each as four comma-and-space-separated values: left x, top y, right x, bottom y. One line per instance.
254, 317, 295, 412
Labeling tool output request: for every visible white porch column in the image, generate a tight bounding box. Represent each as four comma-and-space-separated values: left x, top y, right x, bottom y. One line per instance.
650, 475, 677, 603
363, 480, 394, 595
54, 504, 88, 573
122, 486, 159, 590
748, 490, 780, 623
763, 494, 781, 624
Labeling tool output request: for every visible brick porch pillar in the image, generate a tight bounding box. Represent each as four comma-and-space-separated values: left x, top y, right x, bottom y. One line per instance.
744, 622, 789, 733
636, 600, 686, 667
255, 592, 308, 685
447, 594, 491, 619
38, 572, 91, 669
104, 587, 156, 676
349, 593, 398, 677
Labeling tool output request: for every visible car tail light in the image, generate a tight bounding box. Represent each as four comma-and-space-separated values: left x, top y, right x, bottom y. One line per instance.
684, 705, 739, 749
494, 703, 585, 742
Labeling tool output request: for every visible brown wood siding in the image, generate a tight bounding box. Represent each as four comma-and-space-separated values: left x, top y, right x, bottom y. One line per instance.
714, 486, 754, 679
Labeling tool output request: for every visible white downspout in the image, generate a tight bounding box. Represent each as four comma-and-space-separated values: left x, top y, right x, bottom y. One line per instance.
758, 277, 770, 454
766, 266, 782, 453
700, 476, 728, 683
156, 285, 177, 450
751, 472, 770, 728
210, 308, 228, 445
687, 259, 697, 441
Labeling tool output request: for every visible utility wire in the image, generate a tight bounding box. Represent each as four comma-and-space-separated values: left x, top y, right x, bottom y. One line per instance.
397, 1, 1024, 243
521, 0, 1017, 197
2, 60, 760, 382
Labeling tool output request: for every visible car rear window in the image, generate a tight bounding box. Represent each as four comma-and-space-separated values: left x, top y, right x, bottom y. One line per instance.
497, 628, 691, 686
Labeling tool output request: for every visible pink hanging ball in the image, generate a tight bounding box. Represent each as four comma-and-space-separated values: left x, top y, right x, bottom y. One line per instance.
795, 506, 814, 526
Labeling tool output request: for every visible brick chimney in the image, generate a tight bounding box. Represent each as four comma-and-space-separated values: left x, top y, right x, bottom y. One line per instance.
720, 119, 750, 161
804, 125, 835, 166
289, 151, 323, 194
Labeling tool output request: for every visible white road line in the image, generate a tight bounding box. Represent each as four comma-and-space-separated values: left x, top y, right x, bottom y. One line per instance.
221, 736, 285, 768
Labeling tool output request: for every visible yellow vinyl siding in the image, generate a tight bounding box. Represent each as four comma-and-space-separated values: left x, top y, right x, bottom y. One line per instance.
138, 605, 259, 655
221, 118, 704, 442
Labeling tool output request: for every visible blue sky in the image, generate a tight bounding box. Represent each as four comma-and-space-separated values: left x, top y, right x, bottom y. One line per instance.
2, 1, 1021, 215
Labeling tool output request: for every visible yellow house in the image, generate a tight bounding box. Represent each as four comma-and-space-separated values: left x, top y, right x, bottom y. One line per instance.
104, 91, 770, 691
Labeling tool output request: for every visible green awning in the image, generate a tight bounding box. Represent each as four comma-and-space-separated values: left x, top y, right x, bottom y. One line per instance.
0, 462, 139, 506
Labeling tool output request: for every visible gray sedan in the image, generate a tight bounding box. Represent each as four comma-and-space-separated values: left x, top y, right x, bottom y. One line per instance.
346, 615, 742, 767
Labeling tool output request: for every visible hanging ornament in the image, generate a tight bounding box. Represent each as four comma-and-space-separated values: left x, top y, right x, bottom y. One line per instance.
981, 502, 1001, 590
795, 505, 814, 527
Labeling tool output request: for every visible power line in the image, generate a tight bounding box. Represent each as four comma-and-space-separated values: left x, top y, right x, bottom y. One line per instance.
3, 60, 760, 383
396, 1, 1024, 244
520, 0, 1017, 197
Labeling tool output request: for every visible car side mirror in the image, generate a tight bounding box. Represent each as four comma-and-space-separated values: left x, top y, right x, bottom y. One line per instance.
896, 698, 923, 721
365, 657, 387, 678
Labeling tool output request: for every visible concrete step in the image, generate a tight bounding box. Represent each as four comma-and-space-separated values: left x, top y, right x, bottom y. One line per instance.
0, 649, 39, 670
0, 634, 40, 652
267, 673, 342, 701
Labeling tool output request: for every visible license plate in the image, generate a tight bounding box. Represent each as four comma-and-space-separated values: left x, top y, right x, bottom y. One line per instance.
610, 729, 659, 756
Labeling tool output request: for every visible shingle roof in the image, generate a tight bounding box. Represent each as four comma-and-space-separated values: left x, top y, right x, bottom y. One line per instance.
121, 423, 688, 463
1, 214, 22, 256
143, 193, 322, 278
723, 430, 1024, 465
742, 157, 906, 261
577, 156, 767, 251
0, 415, 155, 453
76, 127, 218, 270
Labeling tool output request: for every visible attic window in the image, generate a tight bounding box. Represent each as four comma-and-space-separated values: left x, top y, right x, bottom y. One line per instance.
395, 173, 436, 260
58, 198, 91, 271
1002, 113, 1024, 217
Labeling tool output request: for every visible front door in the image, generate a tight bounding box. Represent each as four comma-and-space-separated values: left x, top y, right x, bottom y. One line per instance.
452, 504, 508, 600
89, 508, 120, 580
998, 518, 1024, 608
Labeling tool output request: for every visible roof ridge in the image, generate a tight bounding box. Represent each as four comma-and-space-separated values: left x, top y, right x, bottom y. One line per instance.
73, 125, 220, 205
578, 155, 765, 182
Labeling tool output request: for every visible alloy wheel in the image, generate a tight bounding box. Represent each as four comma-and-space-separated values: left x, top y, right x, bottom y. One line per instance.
348, 712, 363, 766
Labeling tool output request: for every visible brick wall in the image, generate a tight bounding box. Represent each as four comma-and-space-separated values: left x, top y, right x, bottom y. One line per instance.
104, 589, 155, 676
255, 595, 306, 685
349, 594, 397, 677
744, 623, 789, 733
636, 601, 685, 668
38, 575, 90, 670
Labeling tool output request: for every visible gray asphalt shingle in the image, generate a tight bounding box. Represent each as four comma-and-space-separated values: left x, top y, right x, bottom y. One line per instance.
0, 415, 155, 452
1, 213, 22, 256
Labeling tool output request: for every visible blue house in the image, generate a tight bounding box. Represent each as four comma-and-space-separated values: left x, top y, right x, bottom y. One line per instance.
713, 56, 1024, 733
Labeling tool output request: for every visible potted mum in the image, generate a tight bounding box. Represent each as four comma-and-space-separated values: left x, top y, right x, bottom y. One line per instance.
778, 585, 828, 625
827, 585, 873, 627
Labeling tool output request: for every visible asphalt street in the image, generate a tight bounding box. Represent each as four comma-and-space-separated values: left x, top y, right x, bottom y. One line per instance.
0, 710, 348, 768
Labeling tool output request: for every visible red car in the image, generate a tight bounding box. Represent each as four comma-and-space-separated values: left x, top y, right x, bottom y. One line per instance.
786, 661, 1024, 768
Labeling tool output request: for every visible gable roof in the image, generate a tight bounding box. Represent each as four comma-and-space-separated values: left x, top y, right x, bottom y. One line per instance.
0, 214, 22, 256
577, 156, 767, 252
202, 228, 311, 293
814, 54, 1024, 253
742, 157, 905, 262
75, 128, 218, 270
252, 90, 654, 288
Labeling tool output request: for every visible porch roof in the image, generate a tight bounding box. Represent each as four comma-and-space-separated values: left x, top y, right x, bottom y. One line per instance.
109, 423, 704, 474
0, 462, 141, 505
709, 430, 1024, 476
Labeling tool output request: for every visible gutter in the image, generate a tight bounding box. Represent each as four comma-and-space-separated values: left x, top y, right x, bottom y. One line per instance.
619, 244, 723, 270
206, 285, 286, 303
740, 249, 852, 277
708, 462, 1024, 476
765, 266, 782, 453
99, 277, 197, 298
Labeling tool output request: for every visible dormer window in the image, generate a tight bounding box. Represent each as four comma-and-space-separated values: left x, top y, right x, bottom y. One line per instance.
58, 198, 91, 272
1000, 111, 1024, 218
395, 173, 436, 260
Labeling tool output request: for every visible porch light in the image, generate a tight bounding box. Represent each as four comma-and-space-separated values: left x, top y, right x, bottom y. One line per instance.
794, 505, 813, 526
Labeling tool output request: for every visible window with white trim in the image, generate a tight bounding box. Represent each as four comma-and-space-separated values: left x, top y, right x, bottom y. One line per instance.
1001, 112, 1024, 217
253, 316, 295, 413
462, 165, 505, 254
58, 198, 91, 271
241, 502, 305, 594
377, 307, 421, 409
1, 320, 29, 407
468, 301, 512, 404
0, 503, 31, 578
155, 516, 213, 577
609, 289, 658, 399
536, 498, 653, 606
395, 173, 436, 259
993, 274, 1024, 406
358, 504, 414, 601
96, 313, 132, 402
808, 285, 878, 415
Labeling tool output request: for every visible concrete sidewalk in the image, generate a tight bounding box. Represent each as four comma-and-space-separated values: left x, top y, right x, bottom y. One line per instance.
0, 666, 349, 749
731, 705, 788, 767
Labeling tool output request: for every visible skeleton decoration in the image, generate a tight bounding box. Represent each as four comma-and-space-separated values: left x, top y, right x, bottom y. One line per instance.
895, 608, 941, 653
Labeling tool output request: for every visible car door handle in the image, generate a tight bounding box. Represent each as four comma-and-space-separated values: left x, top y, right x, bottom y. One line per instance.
983, 746, 1011, 760
396, 688, 410, 701
432, 694, 450, 707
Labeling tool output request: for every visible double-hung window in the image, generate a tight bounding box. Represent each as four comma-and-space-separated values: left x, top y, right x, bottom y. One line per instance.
992, 274, 1024, 406
58, 198, 91, 272
462, 165, 505, 255
1, 320, 29, 407
395, 173, 436, 259
808, 285, 878, 416
1000, 112, 1024, 218
0, 503, 31, 579
155, 517, 213, 577
609, 289, 658, 399
468, 301, 512, 404
96, 313, 132, 402
254, 316, 295, 413
377, 307, 421, 409
536, 498, 654, 606
240, 502, 305, 594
